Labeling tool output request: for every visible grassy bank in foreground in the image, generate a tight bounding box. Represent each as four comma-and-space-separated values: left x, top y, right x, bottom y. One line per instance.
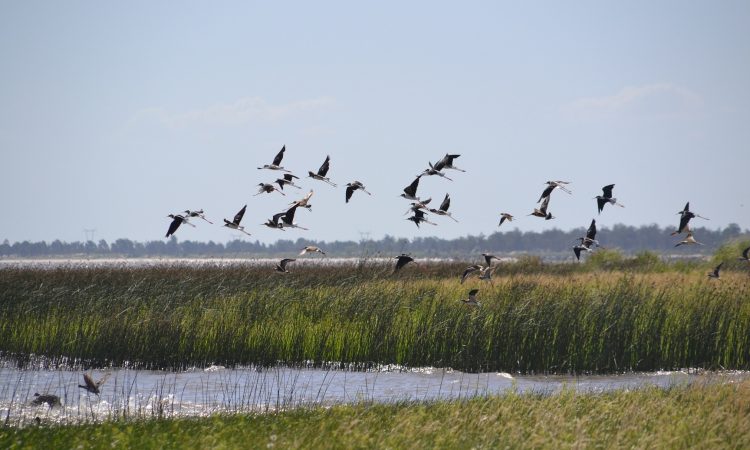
1, 266, 749, 372
3, 380, 749, 449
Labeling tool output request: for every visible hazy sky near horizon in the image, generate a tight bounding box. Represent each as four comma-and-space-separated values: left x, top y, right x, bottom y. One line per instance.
1, 1, 748, 245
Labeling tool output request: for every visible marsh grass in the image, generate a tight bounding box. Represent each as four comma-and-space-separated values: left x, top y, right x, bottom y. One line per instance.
1, 264, 749, 372
3, 379, 749, 449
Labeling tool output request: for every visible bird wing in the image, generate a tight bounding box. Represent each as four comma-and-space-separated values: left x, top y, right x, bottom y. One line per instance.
284, 173, 299, 181
280, 258, 295, 270
271, 212, 285, 225
317, 155, 330, 176
499, 216, 506, 226
166, 217, 182, 237
468, 288, 479, 299
586, 219, 597, 241
83, 373, 97, 390
395, 255, 413, 271
96, 373, 110, 388
714, 262, 724, 275
539, 195, 551, 214
233, 205, 247, 225
538, 185, 554, 203
439, 194, 450, 212
743, 246, 750, 259
272, 145, 285, 166
597, 197, 606, 214
602, 184, 614, 199
677, 214, 691, 233
404, 177, 420, 197
345, 185, 355, 203
574, 246, 582, 260
283, 205, 298, 224
461, 265, 480, 283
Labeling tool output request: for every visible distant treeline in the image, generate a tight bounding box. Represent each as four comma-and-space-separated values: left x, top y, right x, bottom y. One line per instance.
1, 223, 746, 259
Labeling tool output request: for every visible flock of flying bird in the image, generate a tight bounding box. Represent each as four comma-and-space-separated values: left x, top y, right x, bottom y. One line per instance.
161, 146, 746, 283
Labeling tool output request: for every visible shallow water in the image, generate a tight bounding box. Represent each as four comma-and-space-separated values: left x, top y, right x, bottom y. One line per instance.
1, 363, 746, 427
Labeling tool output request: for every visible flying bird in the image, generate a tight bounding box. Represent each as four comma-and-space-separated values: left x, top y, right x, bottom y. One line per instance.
461, 289, 481, 307
537, 180, 572, 203
528, 196, 554, 220
674, 231, 703, 247
478, 265, 495, 284
393, 254, 415, 273
223, 205, 252, 236
433, 153, 465, 172
275, 173, 301, 190
275, 258, 296, 273
261, 212, 286, 230
78, 372, 109, 396
308, 155, 337, 187
481, 253, 500, 267
31, 393, 61, 408
290, 190, 314, 210
255, 183, 285, 196
184, 209, 213, 224
672, 202, 710, 235
401, 176, 422, 201
406, 198, 432, 215
165, 214, 195, 238
419, 161, 453, 181
498, 213, 514, 227
407, 209, 437, 228
595, 184, 624, 214
573, 219, 598, 260
460, 264, 484, 283
300, 246, 326, 256
428, 194, 459, 222
708, 262, 723, 279
257, 145, 291, 172
345, 181, 371, 203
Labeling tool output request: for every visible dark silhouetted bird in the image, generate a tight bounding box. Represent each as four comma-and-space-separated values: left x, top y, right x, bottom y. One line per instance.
407, 209, 437, 228
537, 180, 572, 202
345, 181, 371, 203
708, 262, 723, 279
498, 213, 514, 227
279, 205, 308, 230
433, 153, 465, 172
78, 373, 109, 396
165, 214, 194, 238
275, 173, 301, 190
275, 258, 295, 273
429, 194, 458, 222
401, 176, 422, 201
394, 254, 415, 273
739, 246, 750, 263
223, 205, 252, 236
184, 209, 213, 224
308, 155, 336, 186
595, 184, 624, 214
255, 183, 285, 196
258, 145, 291, 172
529, 196, 554, 220
461, 289, 481, 307
31, 393, 61, 408
573, 219, 598, 260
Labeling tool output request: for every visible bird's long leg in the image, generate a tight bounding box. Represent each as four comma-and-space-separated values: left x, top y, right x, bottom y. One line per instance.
184, 221, 196, 227
324, 179, 338, 187
447, 214, 459, 223
276, 190, 286, 196
439, 173, 453, 181
239, 228, 252, 236
559, 186, 572, 194
199, 216, 214, 224
448, 166, 466, 172
696, 214, 710, 220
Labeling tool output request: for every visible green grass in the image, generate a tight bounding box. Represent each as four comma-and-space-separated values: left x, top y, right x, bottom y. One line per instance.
1, 264, 749, 372
3, 379, 749, 449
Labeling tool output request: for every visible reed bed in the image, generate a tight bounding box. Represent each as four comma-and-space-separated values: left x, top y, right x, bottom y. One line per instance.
3, 379, 749, 449
1, 264, 749, 372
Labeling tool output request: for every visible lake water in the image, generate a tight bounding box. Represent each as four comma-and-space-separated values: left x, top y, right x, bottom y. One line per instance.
1, 363, 746, 427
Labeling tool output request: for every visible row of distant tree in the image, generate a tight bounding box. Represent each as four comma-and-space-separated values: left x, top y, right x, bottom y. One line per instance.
1, 224, 746, 259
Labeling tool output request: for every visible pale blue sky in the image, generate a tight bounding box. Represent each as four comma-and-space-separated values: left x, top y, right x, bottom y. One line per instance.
1, 1, 748, 244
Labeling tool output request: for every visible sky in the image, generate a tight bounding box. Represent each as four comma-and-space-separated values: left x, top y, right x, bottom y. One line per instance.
1, 1, 748, 245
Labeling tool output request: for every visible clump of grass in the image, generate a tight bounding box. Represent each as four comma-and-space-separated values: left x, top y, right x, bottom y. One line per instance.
1, 265, 749, 372
3, 380, 749, 449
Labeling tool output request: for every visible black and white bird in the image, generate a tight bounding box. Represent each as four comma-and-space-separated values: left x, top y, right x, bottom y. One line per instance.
671, 202, 710, 235
419, 161, 453, 181
738, 246, 750, 262
433, 153, 465, 172
529, 196, 554, 220
407, 209, 437, 228
290, 190, 314, 210
595, 184, 624, 214
308, 155, 337, 187
406, 198, 432, 215
498, 213, 514, 227
708, 262, 723, 279
345, 181, 371, 203
460, 264, 484, 283
428, 194, 459, 222
255, 183, 285, 196
573, 219, 598, 261
300, 246, 326, 256
31, 393, 61, 408
461, 289, 481, 307
674, 231, 703, 247
223, 205, 252, 236
275, 173, 301, 190
261, 212, 286, 230
393, 254, 416, 272
278, 205, 308, 230
275, 258, 295, 273
401, 176, 422, 201
537, 180, 572, 203
478, 265, 495, 283
166, 214, 195, 238
78, 372, 109, 396
257, 145, 291, 172
184, 209, 213, 224
482, 253, 500, 267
